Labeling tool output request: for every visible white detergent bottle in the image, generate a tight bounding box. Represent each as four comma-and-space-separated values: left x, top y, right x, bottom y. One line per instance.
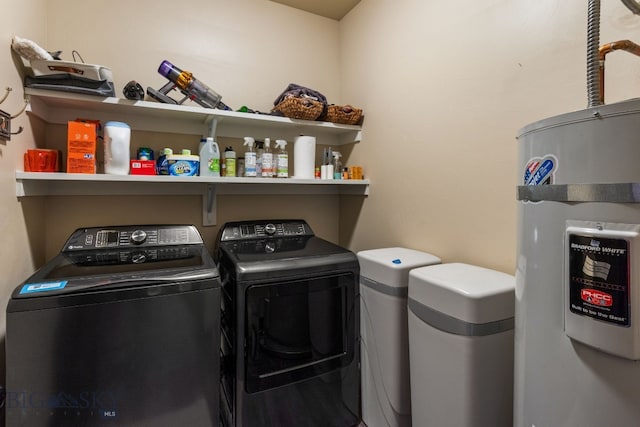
103, 121, 131, 175
275, 139, 289, 178
199, 137, 220, 177
244, 137, 257, 177
262, 138, 274, 178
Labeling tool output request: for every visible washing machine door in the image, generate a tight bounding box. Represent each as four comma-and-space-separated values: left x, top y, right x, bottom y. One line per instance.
244, 272, 356, 393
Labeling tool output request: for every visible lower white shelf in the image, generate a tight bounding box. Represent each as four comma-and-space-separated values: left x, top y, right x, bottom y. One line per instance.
15, 172, 370, 225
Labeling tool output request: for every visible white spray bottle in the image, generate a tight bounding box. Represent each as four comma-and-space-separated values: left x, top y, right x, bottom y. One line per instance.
332, 151, 342, 180
275, 139, 289, 178
243, 137, 257, 177
262, 137, 274, 178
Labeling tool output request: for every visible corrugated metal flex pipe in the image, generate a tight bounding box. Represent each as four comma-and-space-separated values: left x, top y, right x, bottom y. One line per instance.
587, 0, 602, 107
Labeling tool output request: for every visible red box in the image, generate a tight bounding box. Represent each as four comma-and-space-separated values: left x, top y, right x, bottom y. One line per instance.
130, 160, 156, 175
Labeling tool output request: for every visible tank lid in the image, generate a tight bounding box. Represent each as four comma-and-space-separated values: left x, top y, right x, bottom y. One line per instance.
357, 247, 441, 288
409, 263, 514, 324
517, 98, 640, 140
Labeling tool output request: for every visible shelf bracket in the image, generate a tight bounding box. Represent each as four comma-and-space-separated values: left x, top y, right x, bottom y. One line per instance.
202, 183, 217, 226
206, 116, 219, 140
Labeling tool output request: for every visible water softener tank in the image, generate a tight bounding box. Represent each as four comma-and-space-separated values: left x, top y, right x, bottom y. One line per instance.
408, 263, 515, 427
357, 248, 441, 427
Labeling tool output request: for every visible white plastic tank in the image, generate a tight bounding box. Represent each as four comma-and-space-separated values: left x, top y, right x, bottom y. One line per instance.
357, 247, 441, 427
407, 263, 514, 427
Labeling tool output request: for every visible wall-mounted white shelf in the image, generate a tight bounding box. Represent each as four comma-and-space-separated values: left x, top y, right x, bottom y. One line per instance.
25, 88, 362, 145
16, 172, 370, 225
19, 89, 367, 226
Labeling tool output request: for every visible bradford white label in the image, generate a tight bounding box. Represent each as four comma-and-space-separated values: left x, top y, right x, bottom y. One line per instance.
568, 234, 630, 326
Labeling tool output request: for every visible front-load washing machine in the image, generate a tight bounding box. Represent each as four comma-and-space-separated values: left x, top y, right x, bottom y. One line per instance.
6, 224, 221, 427
214, 219, 361, 427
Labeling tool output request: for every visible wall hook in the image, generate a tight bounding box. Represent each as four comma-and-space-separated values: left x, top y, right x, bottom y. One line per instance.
0, 91, 27, 141
0, 87, 12, 105
11, 99, 28, 119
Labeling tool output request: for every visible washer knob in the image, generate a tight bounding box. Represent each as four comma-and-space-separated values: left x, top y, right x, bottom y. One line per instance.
132, 252, 147, 264
264, 223, 277, 235
130, 229, 147, 245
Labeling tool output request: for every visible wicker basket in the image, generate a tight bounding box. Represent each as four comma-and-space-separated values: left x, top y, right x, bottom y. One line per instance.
326, 105, 363, 125
272, 97, 325, 121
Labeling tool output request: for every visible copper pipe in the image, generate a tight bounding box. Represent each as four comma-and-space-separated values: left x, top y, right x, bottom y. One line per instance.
621, 0, 640, 15
598, 40, 640, 104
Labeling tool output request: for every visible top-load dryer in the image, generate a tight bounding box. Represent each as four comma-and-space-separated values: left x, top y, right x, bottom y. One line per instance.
214, 219, 361, 427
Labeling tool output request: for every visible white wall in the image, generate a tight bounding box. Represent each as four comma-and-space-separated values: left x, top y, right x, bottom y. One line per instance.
0, 0, 48, 383
46, 0, 342, 112
340, 0, 640, 273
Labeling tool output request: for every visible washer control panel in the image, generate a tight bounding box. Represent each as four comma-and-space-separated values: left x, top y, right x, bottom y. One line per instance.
62, 225, 203, 252
219, 220, 314, 241
65, 246, 194, 265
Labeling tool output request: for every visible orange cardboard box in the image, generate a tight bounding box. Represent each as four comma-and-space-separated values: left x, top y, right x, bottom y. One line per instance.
67, 120, 97, 174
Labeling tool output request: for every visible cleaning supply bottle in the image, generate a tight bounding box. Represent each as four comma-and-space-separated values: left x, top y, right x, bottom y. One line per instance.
261, 138, 274, 178
243, 137, 257, 177
156, 147, 173, 175
103, 121, 131, 175
224, 146, 236, 177
332, 151, 342, 180
275, 139, 289, 178
199, 137, 220, 177
255, 141, 264, 177
320, 147, 334, 180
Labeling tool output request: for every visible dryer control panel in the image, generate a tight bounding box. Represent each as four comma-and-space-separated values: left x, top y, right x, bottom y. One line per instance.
62, 225, 203, 252
218, 220, 314, 241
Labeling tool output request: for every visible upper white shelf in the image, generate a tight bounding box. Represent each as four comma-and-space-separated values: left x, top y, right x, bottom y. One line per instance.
25, 88, 362, 145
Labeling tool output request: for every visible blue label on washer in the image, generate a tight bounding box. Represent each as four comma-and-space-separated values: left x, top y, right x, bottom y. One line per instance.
20, 281, 67, 294
392, 259, 402, 264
